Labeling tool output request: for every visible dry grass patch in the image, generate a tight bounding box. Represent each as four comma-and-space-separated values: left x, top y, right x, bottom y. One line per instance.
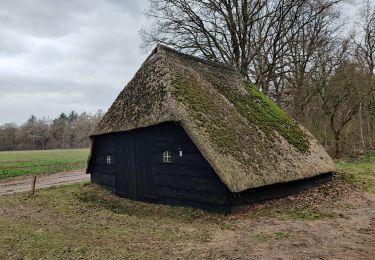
0, 154, 374, 259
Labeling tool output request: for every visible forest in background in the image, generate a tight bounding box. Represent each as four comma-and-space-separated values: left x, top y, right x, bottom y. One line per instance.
0, 111, 103, 151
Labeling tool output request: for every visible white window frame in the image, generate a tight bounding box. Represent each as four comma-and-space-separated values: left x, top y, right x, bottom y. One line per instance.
163, 151, 172, 163
106, 155, 111, 164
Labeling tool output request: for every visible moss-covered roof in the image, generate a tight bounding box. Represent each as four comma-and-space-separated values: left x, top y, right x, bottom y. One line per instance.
90, 45, 335, 193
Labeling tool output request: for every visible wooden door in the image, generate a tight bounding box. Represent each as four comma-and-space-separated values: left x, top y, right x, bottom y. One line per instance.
134, 132, 155, 200
115, 133, 137, 199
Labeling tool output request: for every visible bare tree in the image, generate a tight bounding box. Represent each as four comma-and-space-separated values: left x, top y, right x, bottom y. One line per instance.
50, 114, 70, 149
140, 0, 375, 158
0, 111, 103, 151
355, 0, 375, 75
284, 6, 342, 115
0, 123, 18, 151
317, 61, 375, 158
352, 0, 375, 151
141, 0, 342, 98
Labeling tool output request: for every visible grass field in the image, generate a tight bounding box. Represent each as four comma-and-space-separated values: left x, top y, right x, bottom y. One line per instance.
0, 149, 89, 179
0, 154, 374, 259
336, 152, 375, 193
0, 182, 347, 259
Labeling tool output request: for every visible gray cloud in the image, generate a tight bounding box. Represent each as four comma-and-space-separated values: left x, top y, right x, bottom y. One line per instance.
0, 0, 368, 124
0, 0, 149, 124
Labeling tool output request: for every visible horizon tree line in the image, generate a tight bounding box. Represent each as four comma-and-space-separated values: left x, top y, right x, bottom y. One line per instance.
0, 110, 103, 151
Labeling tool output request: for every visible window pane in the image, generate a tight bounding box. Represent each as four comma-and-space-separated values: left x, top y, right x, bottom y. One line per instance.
163, 151, 171, 163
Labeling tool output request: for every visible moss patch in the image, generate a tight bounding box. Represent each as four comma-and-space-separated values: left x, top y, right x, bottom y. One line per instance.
216, 81, 309, 153
171, 66, 309, 154
171, 71, 264, 169
170, 66, 311, 189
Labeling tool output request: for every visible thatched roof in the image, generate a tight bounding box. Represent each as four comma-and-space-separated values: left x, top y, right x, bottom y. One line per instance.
90, 45, 335, 193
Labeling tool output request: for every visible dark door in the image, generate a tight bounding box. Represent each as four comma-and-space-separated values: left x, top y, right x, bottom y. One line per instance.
134, 132, 155, 199
115, 133, 137, 199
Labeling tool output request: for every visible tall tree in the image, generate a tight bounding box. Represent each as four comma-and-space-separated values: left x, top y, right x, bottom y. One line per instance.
0, 123, 18, 151
353, 0, 375, 150
317, 62, 375, 158
355, 0, 375, 75
142, 0, 342, 99
50, 116, 69, 149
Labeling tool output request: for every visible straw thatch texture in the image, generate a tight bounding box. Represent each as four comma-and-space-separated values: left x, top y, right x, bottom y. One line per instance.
90, 45, 335, 193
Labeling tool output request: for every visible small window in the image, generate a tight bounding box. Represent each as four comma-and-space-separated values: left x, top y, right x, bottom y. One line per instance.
163, 151, 172, 163
106, 155, 111, 164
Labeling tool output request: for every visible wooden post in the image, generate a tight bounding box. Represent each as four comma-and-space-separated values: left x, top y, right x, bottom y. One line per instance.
31, 175, 36, 195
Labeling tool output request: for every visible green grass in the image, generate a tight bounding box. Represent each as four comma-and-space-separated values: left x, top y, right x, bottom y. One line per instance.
253, 231, 291, 242
274, 231, 291, 239
0, 149, 89, 179
280, 208, 336, 220
0, 180, 344, 259
0, 183, 217, 259
254, 233, 273, 242
336, 152, 375, 193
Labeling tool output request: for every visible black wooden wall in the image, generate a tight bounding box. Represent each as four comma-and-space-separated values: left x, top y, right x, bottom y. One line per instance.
89, 122, 229, 208
90, 134, 116, 191
151, 123, 228, 206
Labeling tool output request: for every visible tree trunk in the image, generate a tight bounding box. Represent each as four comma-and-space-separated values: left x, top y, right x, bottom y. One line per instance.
334, 133, 341, 159
365, 109, 373, 148
359, 102, 366, 149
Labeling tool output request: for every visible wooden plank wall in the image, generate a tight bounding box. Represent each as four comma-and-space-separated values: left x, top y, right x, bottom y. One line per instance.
151, 123, 228, 205
90, 134, 116, 191
90, 122, 229, 206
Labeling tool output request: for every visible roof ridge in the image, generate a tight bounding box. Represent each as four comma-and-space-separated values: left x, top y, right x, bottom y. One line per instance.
152, 44, 236, 72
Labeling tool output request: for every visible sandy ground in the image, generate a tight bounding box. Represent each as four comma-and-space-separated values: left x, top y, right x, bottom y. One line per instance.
175, 185, 375, 260
0, 171, 90, 195
207, 197, 375, 259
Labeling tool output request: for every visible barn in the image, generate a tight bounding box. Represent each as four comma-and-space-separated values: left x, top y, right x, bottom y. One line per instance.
86, 45, 335, 211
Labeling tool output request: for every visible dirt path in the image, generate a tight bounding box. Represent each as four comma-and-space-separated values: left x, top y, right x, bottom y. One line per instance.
0, 171, 90, 195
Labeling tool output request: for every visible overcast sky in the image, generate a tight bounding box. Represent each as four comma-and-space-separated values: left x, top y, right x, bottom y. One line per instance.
0, 0, 149, 124
0, 0, 366, 124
